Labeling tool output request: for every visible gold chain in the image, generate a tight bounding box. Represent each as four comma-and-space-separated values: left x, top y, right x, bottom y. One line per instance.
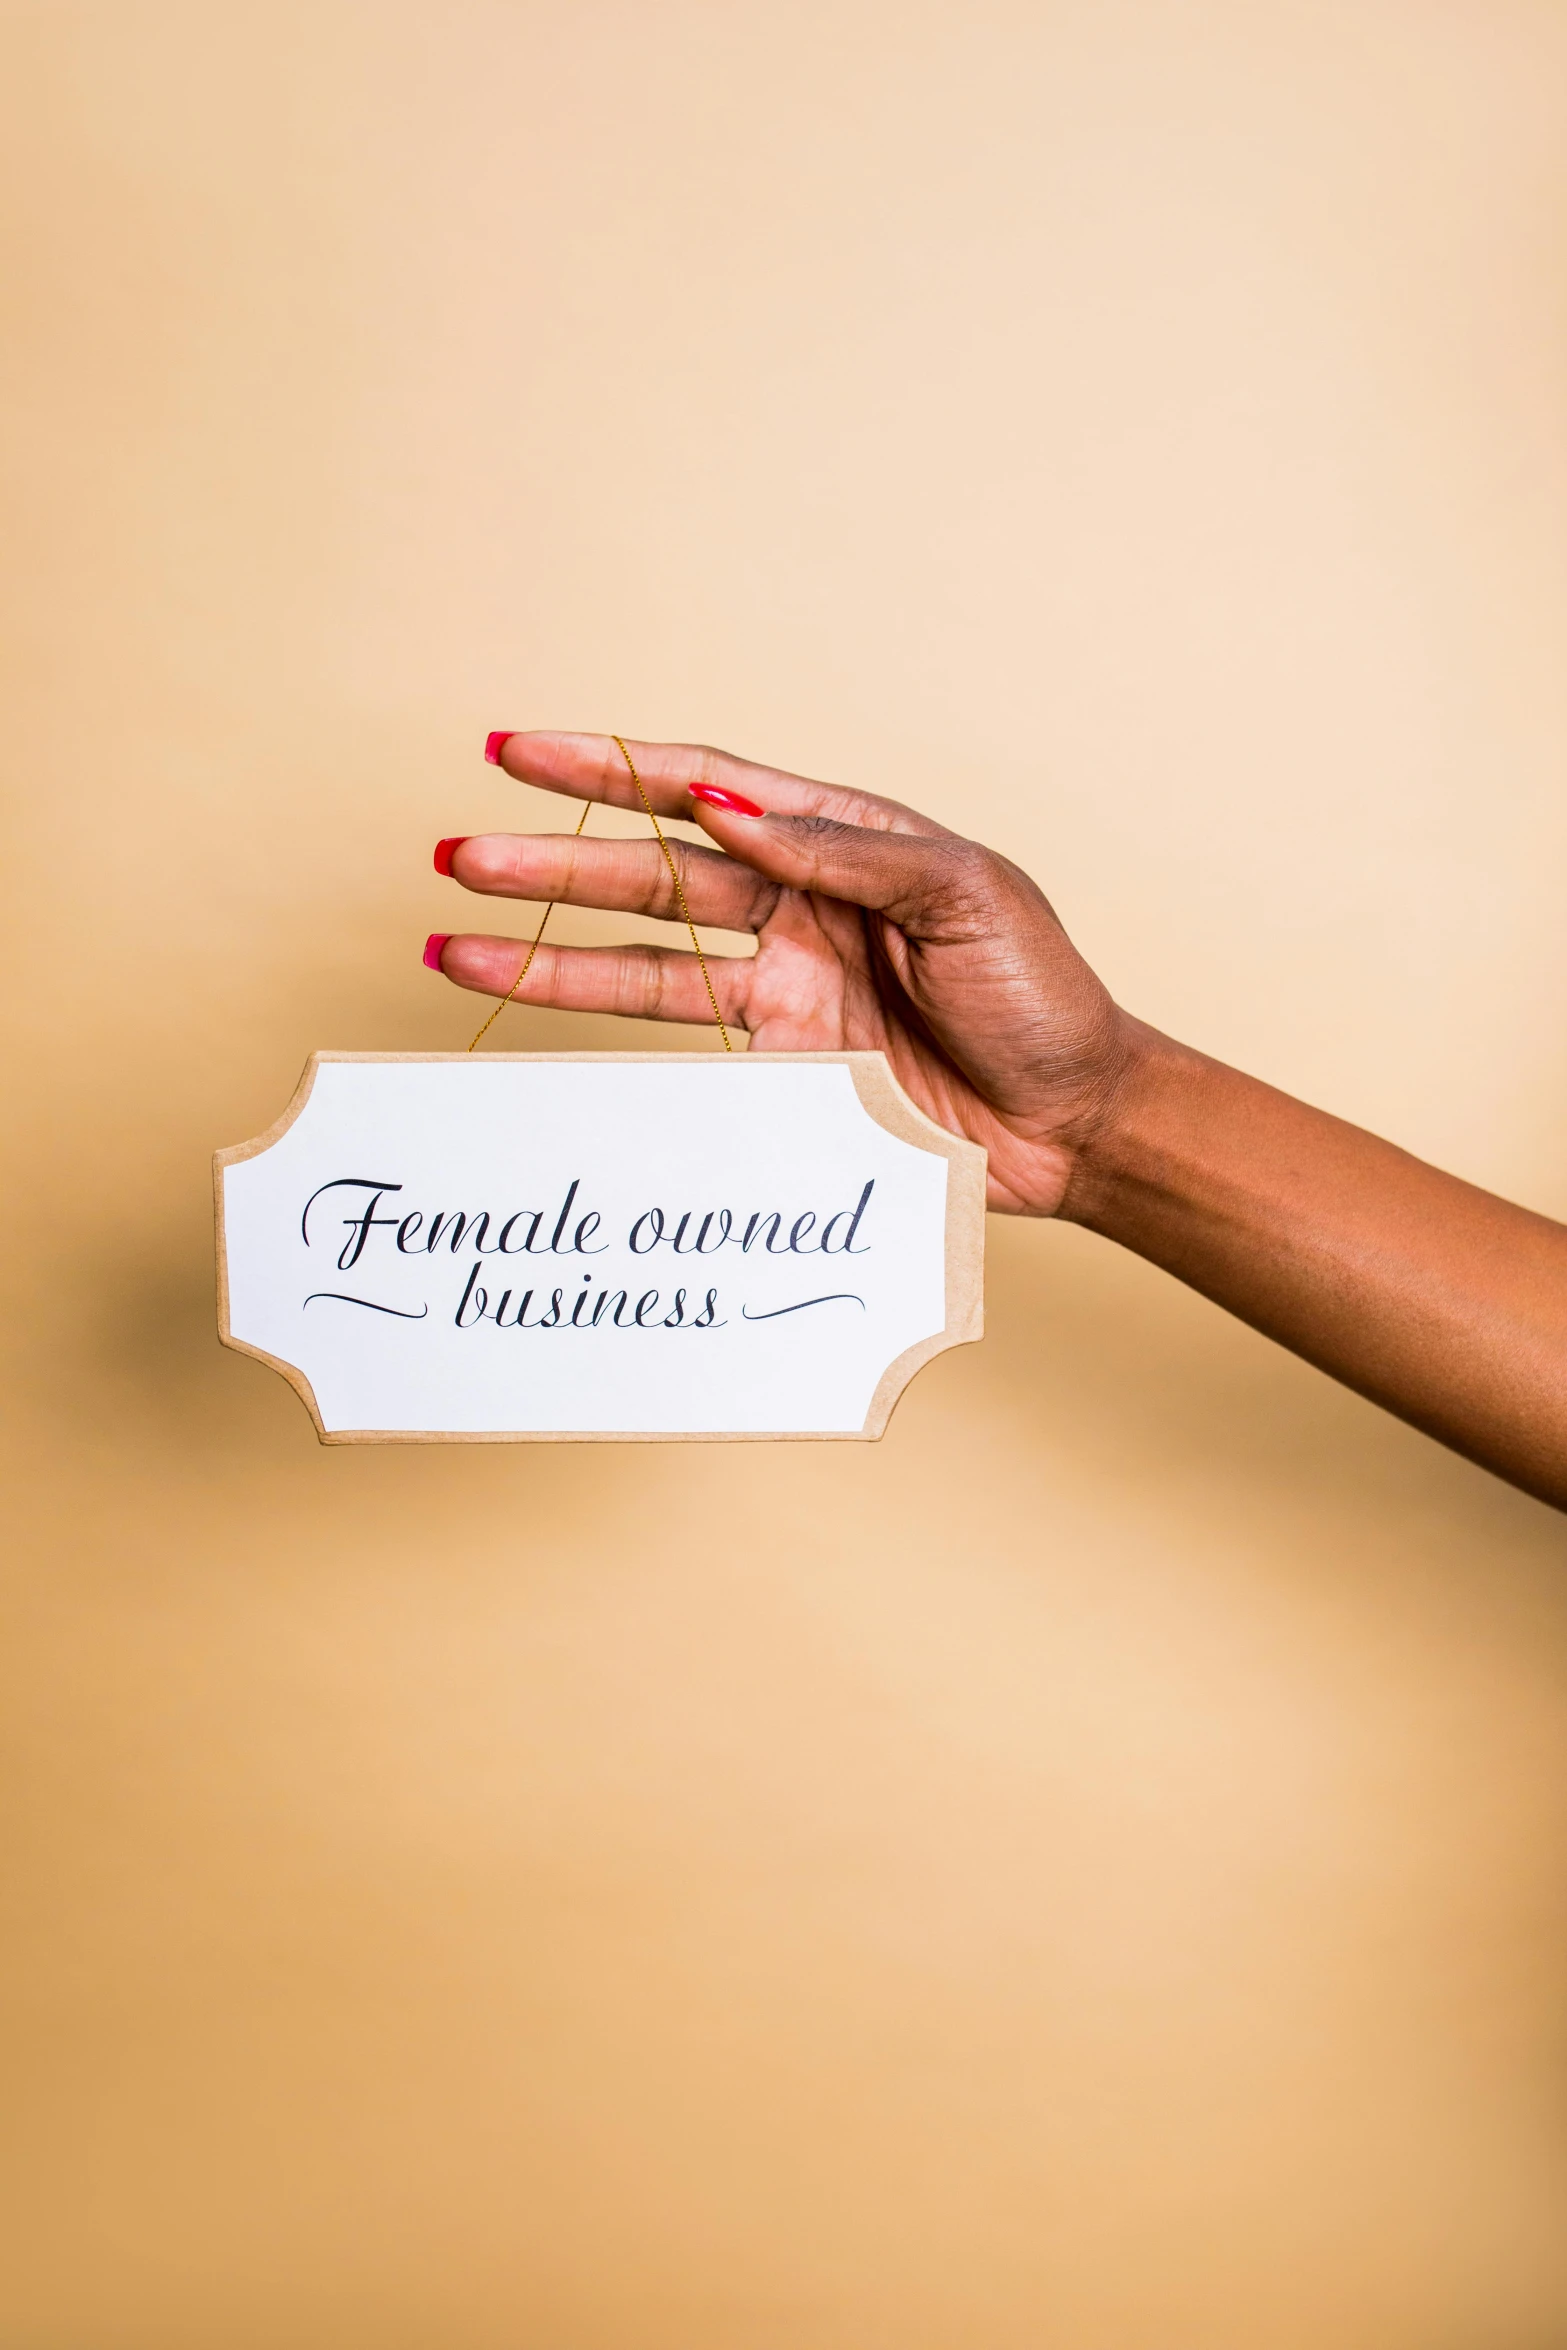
467, 733, 733, 1052
466, 798, 592, 1051
610, 734, 732, 1052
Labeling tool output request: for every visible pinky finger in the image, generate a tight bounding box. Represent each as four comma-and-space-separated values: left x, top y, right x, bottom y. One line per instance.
429, 931, 751, 1030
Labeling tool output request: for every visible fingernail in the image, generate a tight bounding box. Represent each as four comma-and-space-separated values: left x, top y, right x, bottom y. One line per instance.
434, 836, 468, 877
689, 783, 764, 819
423, 932, 451, 971
484, 731, 514, 765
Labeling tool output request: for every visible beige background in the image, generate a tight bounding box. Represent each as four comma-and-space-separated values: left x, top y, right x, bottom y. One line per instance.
3, 3, 1567, 2343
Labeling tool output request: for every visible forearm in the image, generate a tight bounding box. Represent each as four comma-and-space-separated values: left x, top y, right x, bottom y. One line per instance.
1061, 1021, 1567, 1508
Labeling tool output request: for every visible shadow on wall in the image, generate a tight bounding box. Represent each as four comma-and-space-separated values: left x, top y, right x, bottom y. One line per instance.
25, 956, 720, 1458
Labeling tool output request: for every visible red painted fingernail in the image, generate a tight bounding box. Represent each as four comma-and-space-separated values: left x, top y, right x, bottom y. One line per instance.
688, 783, 764, 818
423, 932, 451, 971
434, 836, 467, 877
484, 731, 513, 765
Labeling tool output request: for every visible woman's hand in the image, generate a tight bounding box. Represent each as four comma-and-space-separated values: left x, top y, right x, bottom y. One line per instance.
428, 727, 1567, 1509
429, 731, 1133, 1215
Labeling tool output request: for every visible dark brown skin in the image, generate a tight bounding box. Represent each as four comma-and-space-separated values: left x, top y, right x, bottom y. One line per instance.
431, 731, 1567, 1511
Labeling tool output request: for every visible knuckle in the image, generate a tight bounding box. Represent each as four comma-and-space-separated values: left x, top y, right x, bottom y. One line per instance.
617, 941, 666, 1018
944, 835, 996, 882
884, 837, 1002, 935
687, 743, 729, 791
655, 840, 692, 917
746, 874, 783, 925
930, 836, 1001, 904
646, 946, 671, 1020
790, 813, 857, 854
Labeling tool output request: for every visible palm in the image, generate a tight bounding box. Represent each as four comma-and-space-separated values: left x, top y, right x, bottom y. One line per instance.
740, 891, 905, 1051
736, 885, 1106, 1212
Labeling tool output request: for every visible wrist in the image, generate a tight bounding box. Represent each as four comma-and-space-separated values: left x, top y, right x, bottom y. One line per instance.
1054, 1017, 1210, 1233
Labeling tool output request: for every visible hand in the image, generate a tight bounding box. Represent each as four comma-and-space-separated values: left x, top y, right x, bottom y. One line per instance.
425, 728, 1567, 1504
429, 731, 1133, 1215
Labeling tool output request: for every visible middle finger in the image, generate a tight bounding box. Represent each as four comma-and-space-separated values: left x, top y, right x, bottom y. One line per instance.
442, 830, 781, 934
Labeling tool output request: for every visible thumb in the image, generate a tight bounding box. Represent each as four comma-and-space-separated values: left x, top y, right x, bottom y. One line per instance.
686, 787, 978, 934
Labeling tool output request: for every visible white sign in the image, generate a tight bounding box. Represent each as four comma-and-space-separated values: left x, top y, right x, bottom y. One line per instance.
215, 1054, 985, 1442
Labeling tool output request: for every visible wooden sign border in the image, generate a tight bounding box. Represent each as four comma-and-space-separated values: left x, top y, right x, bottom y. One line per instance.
214, 1051, 986, 1445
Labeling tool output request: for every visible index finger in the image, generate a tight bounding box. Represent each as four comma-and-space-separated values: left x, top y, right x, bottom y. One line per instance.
488, 730, 952, 838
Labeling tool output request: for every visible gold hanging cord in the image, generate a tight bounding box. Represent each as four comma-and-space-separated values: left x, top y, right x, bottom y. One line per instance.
468, 734, 732, 1053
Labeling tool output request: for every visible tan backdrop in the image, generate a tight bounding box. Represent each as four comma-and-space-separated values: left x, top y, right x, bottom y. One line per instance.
3, 4, 1567, 2344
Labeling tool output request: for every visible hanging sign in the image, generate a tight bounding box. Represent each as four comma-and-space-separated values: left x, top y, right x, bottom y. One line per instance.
215, 1052, 985, 1442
